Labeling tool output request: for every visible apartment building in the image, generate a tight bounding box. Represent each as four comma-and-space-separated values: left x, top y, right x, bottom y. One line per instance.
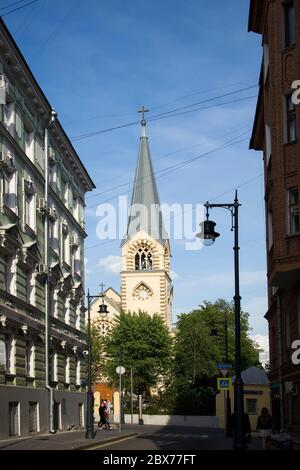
0, 18, 95, 439
249, 0, 300, 431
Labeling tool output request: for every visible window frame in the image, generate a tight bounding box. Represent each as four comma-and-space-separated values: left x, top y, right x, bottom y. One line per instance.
286, 94, 297, 143
283, 1, 296, 49
287, 187, 299, 235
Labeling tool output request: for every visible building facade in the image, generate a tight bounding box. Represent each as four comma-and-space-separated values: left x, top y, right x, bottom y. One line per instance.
0, 19, 95, 439
249, 0, 300, 431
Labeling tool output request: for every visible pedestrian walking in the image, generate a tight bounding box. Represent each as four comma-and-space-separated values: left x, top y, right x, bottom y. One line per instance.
98, 399, 108, 429
256, 408, 273, 449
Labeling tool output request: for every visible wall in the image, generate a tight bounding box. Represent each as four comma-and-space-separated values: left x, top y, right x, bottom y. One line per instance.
215, 385, 271, 431
114, 414, 219, 428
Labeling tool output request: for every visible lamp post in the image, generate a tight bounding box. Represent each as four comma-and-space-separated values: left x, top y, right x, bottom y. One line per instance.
197, 191, 245, 450
209, 315, 232, 437
85, 284, 109, 439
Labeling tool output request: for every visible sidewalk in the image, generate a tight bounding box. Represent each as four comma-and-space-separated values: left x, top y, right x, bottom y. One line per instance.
0, 425, 139, 451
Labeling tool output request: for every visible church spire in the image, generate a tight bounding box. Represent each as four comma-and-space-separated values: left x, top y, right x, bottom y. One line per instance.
122, 107, 168, 246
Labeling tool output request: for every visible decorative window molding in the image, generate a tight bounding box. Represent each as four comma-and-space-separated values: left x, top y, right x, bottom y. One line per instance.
133, 282, 153, 301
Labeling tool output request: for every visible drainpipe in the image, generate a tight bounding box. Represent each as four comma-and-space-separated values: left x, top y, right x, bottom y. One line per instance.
276, 293, 285, 431
44, 109, 57, 434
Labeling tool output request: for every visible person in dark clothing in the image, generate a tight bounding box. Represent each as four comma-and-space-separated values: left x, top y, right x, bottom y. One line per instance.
256, 408, 273, 449
98, 400, 109, 429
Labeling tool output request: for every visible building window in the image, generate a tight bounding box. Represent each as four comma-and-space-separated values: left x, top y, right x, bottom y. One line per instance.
25, 192, 35, 230
265, 124, 272, 165
246, 398, 257, 415
135, 247, 153, 271
263, 34, 269, 83
3, 169, 17, 213
25, 341, 35, 378
284, 1, 296, 48
286, 94, 297, 142
6, 336, 16, 374
65, 356, 70, 384
26, 270, 35, 306
0, 339, 6, 368
76, 359, 81, 386
52, 352, 58, 382
15, 110, 23, 142
288, 188, 299, 234
5, 255, 16, 295
24, 128, 34, 161
267, 211, 273, 250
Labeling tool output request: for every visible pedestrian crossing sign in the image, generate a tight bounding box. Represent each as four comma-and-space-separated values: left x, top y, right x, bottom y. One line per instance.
217, 377, 232, 391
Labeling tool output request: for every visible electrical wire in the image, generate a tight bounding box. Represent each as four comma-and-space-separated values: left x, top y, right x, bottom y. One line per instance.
86, 119, 252, 200
86, 132, 250, 210
85, 172, 262, 251
0, 0, 28, 12
71, 87, 258, 141
1, 0, 40, 17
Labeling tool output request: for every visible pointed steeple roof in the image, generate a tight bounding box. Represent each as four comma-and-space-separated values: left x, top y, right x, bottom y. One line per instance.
122, 110, 168, 246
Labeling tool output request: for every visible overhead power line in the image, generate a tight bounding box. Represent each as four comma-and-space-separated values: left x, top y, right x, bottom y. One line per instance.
0, 0, 28, 12
86, 131, 250, 210
71, 86, 258, 141
1, 0, 40, 17
85, 172, 262, 251
86, 118, 251, 200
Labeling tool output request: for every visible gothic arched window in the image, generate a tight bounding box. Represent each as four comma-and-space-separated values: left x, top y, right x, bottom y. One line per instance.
135, 247, 152, 271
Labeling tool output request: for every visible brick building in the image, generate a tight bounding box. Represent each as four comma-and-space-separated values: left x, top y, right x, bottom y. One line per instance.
249, 0, 300, 431
0, 18, 95, 438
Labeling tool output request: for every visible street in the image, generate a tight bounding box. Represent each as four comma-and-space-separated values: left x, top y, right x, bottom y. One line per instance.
90, 425, 262, 451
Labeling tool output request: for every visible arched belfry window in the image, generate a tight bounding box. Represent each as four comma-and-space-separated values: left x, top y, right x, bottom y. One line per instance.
135, 247, 152, 271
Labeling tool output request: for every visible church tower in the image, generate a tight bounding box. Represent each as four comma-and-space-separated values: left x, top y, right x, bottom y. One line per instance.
120, 108, 173, 327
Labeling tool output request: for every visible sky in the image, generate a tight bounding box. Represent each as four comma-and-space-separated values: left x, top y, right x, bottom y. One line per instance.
3, 0, 269, 361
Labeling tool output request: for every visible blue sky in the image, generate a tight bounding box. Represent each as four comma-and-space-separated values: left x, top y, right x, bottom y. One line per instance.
4, 0, 268, 356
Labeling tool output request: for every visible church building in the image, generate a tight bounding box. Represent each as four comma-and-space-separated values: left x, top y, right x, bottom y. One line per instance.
90, 110, 173, 333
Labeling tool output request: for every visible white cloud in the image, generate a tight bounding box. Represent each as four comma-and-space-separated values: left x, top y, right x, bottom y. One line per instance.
251, 334, 270, 366
98, 255, 122, 275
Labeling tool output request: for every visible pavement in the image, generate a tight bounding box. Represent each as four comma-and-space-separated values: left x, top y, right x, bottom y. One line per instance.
0, 424, 264, 451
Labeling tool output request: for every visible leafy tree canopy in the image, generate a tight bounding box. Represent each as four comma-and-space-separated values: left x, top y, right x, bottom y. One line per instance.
102, 310, 173, 394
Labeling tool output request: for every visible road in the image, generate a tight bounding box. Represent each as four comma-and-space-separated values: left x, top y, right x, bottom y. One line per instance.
91, 425, 261, 450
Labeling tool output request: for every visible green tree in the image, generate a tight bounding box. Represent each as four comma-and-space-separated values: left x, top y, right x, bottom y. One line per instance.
168, 299, 262, 415
175, 299, 262, 383
103, 310, 173, 394
89, 324, 106, 382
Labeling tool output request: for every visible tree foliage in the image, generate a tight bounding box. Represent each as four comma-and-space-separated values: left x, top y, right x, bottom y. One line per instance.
89, 324, 106, 383
102, 310, 173, 394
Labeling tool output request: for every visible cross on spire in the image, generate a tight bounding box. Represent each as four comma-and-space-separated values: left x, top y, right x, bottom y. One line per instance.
99, 283, 106, 299
138, 106, 149, 127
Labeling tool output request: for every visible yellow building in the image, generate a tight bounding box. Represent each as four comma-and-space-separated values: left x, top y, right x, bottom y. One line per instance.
216, 367, 271, 431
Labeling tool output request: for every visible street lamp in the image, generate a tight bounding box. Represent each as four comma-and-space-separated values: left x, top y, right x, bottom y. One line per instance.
197, 191, 245, 450
85, 284, 109, 439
